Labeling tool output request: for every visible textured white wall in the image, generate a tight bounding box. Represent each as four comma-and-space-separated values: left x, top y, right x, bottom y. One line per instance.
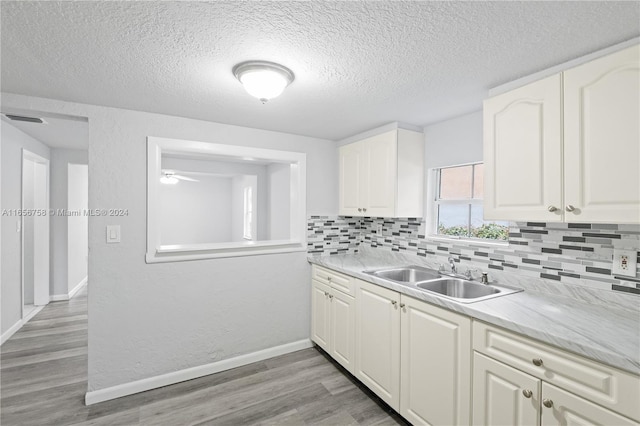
0, 93, 337, 391
162, 157, 272, 241
423, 110, 483, 169
50, 149, 88, 298
160, 175, 233, 245
67, 163, 88, 293
1, 121, 50, 334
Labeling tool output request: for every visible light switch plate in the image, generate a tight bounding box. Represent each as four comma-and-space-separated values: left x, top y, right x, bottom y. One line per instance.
612, 249, 637, 277
106, 225, 121, 244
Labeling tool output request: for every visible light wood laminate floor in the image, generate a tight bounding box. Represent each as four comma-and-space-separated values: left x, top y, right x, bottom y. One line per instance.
1, 287, 407, 425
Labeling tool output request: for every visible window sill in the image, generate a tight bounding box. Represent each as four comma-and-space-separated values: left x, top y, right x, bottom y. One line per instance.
146, 240, 306, 263
425, 235, 509, 248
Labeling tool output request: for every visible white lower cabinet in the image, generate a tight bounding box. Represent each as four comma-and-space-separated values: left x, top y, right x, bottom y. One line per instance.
354, 278, 472, 423
311, 276, 355, 374
329, 288, 356, 372
473, 352, 541, 426
473, 322, 640, 426
312, 267, 640, 426
541, 382, 638, 426
354, 279, 401, 409
311, 280, 332, 353
400, 295, 471, 425
473, 352, 638, 426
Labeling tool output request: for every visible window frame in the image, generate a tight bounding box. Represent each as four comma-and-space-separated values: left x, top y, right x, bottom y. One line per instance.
146, 136, 307, 263
427, 162, 508, 245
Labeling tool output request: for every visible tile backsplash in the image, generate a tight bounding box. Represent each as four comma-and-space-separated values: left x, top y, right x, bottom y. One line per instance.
307, 215, 640, 296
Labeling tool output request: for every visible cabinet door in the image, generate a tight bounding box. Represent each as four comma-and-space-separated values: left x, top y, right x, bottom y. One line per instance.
563, 45, 640, 223
364, 131, 397, 217
484, 74, 563, 221
339, 141, 365, 216
311, 280, 331, 352
355, 279, 400, 410
330, 290, 355, 374
473, 352, 540, 426
400, 296, 472, 426
541, 383, 638, 426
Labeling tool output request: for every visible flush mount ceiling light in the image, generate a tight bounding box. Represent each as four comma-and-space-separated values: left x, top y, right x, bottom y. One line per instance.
232, 61, 295, 103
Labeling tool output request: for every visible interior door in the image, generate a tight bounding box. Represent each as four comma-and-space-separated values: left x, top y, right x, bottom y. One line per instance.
22, 151, 50, 309
32, 161, 50, 306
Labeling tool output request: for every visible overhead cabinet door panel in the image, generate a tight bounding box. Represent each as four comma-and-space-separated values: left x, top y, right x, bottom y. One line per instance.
483, 74, 563, 221
563, 44, 640, 223
365, 132, 397, 217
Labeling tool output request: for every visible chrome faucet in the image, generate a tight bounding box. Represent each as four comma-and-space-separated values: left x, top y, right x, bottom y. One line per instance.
448, 256, 456, 273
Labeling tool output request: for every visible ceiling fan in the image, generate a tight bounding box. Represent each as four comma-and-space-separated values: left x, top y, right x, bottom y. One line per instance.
160, 170, 199, 184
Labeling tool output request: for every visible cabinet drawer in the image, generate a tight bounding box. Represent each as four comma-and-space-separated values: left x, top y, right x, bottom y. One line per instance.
312, 265, 355, 296
473, 321, 640, 422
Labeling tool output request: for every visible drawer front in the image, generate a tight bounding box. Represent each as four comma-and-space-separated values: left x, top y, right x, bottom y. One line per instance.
312, 265, 354, 296
473, 321, 640, 422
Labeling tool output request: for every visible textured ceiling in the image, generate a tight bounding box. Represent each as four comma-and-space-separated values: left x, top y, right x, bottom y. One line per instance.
1, 1, 639, 140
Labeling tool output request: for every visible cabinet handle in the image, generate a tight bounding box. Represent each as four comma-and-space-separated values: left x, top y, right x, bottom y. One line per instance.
547, 206, 558, 212
522, 389, 533, 398
329, 294, 334, 300
391, 300, 398, 308
565, 205, 575, 212
358, 208, 362, 212
532, 358, 543, 366
363, 208, 367, 212
542, 399, 554, 408
327, 276, 332, 282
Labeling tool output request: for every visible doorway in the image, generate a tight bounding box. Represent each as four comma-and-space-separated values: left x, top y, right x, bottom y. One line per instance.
67, 163, 88, 296
21, 149, 50, 319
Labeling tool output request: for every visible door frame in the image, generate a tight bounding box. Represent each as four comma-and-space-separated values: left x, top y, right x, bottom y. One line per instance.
21, 149, 50, 318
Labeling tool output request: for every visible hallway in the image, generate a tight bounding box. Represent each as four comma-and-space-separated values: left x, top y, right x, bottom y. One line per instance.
0, 287, 405, 425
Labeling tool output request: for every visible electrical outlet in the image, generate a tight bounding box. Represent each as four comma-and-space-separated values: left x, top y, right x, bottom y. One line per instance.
376, 224, 383, 235
612, 249, 638, 277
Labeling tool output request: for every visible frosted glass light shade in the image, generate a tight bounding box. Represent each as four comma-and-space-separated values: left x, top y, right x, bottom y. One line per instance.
233, 61, 294, 103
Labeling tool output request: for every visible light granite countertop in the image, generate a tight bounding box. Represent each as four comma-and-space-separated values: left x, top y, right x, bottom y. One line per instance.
308, 248, 640, 376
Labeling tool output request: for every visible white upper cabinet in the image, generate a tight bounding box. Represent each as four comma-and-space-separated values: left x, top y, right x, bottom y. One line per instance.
484, 44, 640, 223
563, 45, 640, 223
484, 74, 563, 222
339, 129, 424, 218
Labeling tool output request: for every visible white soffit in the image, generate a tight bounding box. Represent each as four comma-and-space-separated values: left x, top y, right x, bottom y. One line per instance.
1, 1, 639, 140
1, 113, 88, 150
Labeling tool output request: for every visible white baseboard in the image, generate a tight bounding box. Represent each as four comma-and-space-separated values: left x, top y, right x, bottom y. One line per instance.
69, 276, 87, 298
50, 277, 87, 301
50, 294, 69, 302
85, 338, 313, 405
1, 320, 23, 345
1, 305, 46, 345
24, 305, 45, 322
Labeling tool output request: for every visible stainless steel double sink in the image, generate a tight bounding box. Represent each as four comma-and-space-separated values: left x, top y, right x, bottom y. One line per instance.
363, 265, 522, 303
